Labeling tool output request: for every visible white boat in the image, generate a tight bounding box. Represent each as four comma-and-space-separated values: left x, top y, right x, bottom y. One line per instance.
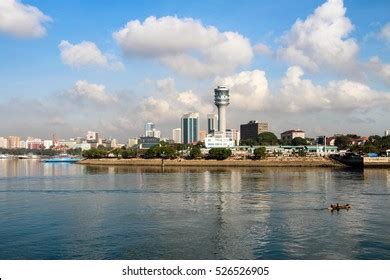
0, 154, 10, 159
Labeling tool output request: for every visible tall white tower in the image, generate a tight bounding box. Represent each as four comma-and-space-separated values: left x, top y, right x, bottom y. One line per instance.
214, 86, 230, 136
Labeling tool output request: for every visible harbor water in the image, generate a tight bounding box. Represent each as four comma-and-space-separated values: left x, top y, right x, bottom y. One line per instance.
0, 159, 389, 259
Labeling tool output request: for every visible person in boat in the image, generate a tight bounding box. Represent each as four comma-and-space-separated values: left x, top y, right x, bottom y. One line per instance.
328, 204, 351, 211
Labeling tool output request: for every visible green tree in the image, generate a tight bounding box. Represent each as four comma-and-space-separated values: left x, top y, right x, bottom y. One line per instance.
144, 145, 177, 159
189, 146, 202, 159
335, 135, 352, 150
291, 137, 308, 146
82, 148, 108, 159
208, 148, 232, 160
257, 132, 279, 146
253, 147, 266, 159
121, 149, 137, 159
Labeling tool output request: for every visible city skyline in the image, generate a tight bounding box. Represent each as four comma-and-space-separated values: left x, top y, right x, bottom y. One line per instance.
0, 0, 390, 140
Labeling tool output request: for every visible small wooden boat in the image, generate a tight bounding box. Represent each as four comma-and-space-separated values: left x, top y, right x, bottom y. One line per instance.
328, 204, 351, 211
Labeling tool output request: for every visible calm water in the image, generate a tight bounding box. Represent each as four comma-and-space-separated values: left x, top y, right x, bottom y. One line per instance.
0, 159, 390, 260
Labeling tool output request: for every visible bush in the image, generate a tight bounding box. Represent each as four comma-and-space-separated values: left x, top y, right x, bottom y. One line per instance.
208, 148, 231, 160
253, 147, 266, 159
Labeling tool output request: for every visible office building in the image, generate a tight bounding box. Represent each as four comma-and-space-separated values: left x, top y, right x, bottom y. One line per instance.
207, 113, 218, 134
240, 121, 268, 140
281, 130, 305, 143
172, 128, 182, 144
181, 112, 199, 144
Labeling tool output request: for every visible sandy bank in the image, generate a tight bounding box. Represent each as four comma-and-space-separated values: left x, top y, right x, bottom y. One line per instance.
79, 157, 344, 167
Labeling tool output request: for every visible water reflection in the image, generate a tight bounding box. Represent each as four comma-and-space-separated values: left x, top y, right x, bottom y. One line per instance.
0, 160, 389, 259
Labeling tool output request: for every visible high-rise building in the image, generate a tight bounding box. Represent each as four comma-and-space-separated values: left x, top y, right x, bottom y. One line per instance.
0, 137, 8, 148
144, 122, 155, 136
385, 130, 390, 137
240, 121, 268, 140
181, 112, 199, 144
214, 86, 230, 136
207, 113, 218, 134
7, 136, 20, 149
172, 128, 182, 144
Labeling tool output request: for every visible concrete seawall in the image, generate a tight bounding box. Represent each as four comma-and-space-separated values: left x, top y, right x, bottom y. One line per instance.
79, 157, 344, 167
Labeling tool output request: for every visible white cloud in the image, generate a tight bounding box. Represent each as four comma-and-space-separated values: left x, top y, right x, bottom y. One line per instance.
113, 16, 253, 77
215, 67, 390, 114
367, 56, 390, 86
215, 70, 269, 111
0, 0, 51, 38
139, 78, 213, 123
277, 0, 358, 73
254, 43, 273, 56
67, 80, 118, 104
59, 40, 124, 70
379, 22, 390, 44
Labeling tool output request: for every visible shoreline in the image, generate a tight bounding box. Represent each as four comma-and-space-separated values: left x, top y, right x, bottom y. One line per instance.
79, 157, 344, 167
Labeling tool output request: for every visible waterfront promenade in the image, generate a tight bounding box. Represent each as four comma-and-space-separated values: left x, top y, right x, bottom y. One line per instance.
79, 157, 343, 167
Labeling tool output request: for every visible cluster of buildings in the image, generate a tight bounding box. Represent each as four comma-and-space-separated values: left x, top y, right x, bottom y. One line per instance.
0, 132, 122, 151
2, 85, 389, 155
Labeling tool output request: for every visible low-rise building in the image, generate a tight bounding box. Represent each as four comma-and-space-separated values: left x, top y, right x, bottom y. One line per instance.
226, 128, 240, 146
139, 136, 160, 149
26, 138, 43, 150
205, 132, 234, 148
281, 130, 305, 143
74, 142, 91, 151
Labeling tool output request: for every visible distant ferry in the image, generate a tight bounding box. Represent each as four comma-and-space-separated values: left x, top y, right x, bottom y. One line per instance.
43, 154, 82, 163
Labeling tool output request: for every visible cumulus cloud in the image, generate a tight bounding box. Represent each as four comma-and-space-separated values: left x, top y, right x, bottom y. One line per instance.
277, 66, 389, 113
367, 57, 390, 86
277, 0, 358, 73
254, 43, 273, 56
66, 80, 118, 104
0, 0, 51, 38
113, 16, 253, 77
139, 78, 213, 123
59, 40, 124, 70
215, 67, 390, 114
215, 70, 269, 111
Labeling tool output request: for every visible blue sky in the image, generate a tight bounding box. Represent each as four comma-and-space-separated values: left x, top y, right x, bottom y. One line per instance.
0, 0, 389, 141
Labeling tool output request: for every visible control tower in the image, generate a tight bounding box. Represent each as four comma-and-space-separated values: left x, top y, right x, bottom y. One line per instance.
214, 86, 230, 136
